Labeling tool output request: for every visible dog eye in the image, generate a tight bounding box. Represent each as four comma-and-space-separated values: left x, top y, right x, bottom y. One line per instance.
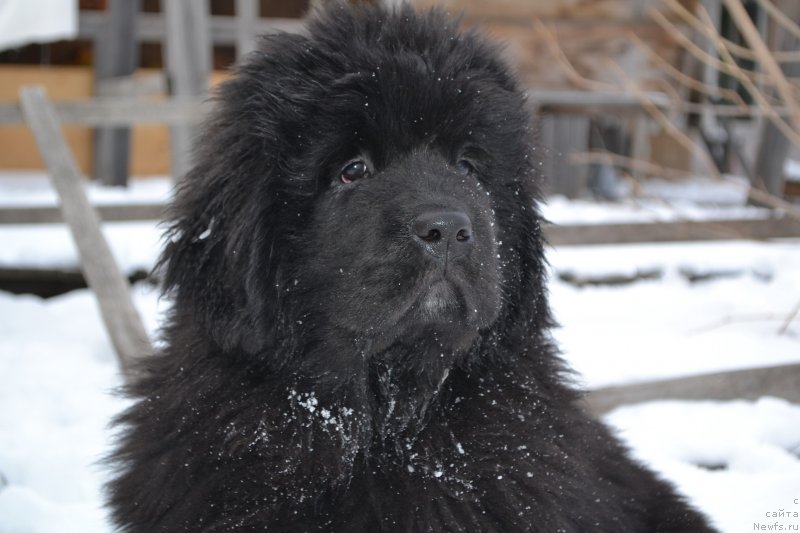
456, 160, 474, 176
340, 160, 371, 184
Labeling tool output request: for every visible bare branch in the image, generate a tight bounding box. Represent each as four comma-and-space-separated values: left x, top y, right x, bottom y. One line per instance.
779, 298, 800, 335
532, 19, 617, 92
628, 31, 750, 108
722, 0, 800, 132
663, 0, 800, 63
696, 5, 800, 146
755, 0, 800, 41
569, 151, 692, 180
607, 60, 723, 179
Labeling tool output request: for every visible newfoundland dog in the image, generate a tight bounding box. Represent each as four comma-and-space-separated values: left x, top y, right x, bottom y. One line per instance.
108, 3, 716, 532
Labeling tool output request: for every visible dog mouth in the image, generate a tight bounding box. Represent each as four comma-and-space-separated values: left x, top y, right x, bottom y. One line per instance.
406, 276, 469, 326
417, 279, 461, 320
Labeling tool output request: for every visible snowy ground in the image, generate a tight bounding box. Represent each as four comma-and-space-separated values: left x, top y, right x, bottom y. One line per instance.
1, 173, 799, 532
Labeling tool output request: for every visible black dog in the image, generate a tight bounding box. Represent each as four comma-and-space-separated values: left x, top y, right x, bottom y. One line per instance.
108, 4, 717, 531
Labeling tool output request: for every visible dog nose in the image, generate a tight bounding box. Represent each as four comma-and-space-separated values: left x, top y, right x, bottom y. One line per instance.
411, 209, 473, 259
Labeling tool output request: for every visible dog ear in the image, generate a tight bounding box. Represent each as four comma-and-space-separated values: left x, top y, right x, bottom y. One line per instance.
158, 34, 320, 358
158, 141, 282, 356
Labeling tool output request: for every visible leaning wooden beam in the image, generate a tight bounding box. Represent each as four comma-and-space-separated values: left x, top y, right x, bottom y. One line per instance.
0, 99, 209, 126
585, 362, 800, 415
18, 86, 151, 381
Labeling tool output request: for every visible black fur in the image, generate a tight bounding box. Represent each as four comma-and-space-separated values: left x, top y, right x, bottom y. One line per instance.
107, 4, 717, 532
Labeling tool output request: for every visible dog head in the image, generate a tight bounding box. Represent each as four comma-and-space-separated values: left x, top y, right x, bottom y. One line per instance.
160, 4, 549, 379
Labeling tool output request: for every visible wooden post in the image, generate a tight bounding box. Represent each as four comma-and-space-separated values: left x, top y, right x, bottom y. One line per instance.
552, 116, 590, 198
752, 3, 800, 197
93, 0, 140, 187
163, 0, 211, 181
235, 0, 258, 60
19, 86, 151, 381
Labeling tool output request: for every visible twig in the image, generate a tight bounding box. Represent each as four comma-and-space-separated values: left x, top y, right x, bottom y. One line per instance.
722, 0, 800, 133
755, 0, 800, 41
533, 16, 795, 120
570, 151, 692, 180
745, 186, 800, 220
533, 19, 617, 92
630, 31, 749, 109
651, 6, 800, 94
664, 0, 800, 63
697, 5, 800, 147
779, 298, 800, 335
606, 60, 723, 180
689, 312, 797, 335
650, 8, 765, 83
534, 8, 800, 224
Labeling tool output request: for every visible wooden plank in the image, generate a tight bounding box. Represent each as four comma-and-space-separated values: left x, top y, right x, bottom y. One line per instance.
78, 11, 303, 44
528, 89, 672, 114
0, 99, 209, 126
95, 72, 167, 99
0, 267, 149, 299
0, 203, 166, 224
18, 86, 150, 381
2, 203, 797, 245
0, 89, 671, 138
164, 0, 211, 180
585, 362, 800, 415
93, 0, 141, 187
546, 215, 800, 245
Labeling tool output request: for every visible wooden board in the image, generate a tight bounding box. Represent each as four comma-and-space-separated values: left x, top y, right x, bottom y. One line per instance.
0, 66, 229, 176
2, 202, 798, 246
0, 67, 93, 172
585, 362, 800, 415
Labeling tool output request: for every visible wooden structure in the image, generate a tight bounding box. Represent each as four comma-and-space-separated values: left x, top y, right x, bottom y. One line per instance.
0, 1, 304, 180
411, 0, 698, 197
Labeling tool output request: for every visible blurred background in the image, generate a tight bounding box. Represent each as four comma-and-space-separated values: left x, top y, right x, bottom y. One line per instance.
0, 1, 799, 532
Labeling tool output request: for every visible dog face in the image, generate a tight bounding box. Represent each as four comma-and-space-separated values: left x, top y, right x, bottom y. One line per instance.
162, 5, 543, 370
304, 148, 501, 350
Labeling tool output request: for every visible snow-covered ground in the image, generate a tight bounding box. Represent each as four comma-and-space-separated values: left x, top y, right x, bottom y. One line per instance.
1, 173, 799, 532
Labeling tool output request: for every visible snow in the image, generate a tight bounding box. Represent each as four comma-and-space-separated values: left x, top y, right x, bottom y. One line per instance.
0, 174, 168, 272
786, 159, 800, 182
1, 174, 799, 532
0, 173, 172, 207
542, 174, 771, 225
549, 240, 800, 387
0, 286, 166, 533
